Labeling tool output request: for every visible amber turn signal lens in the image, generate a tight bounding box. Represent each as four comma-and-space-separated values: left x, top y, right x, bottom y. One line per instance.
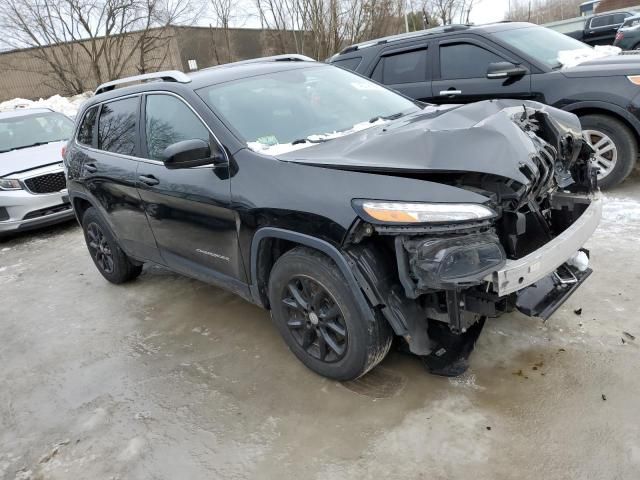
627, 75, 640, 86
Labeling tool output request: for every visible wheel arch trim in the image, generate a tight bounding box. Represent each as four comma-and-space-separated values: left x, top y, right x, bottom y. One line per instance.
563, 100, 640, 138
249, 227, 375, 321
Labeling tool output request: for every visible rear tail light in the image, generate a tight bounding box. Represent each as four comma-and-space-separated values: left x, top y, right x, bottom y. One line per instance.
61, 143, 67, 160
615, 32, 624, 42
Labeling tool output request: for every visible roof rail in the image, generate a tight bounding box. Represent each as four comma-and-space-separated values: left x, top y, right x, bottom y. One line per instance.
338, 24, 473, 54
94, 70, 191, 95
221, 54, 315, 67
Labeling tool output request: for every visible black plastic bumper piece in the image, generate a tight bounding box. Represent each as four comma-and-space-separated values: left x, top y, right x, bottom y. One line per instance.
516, 266, 592, 320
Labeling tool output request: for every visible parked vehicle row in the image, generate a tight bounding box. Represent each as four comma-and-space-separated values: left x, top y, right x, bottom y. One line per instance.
330, 21, 640, 188
63, 59, 600, 380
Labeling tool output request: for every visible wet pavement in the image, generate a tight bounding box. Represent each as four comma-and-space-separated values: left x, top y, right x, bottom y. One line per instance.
1, 174, 639, 480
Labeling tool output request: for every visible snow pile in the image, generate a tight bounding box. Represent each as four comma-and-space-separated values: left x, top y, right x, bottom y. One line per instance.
558, 45, 621, 69
596, 195, 640, 240
247, 118, 389, 156
0, 92, 93, 117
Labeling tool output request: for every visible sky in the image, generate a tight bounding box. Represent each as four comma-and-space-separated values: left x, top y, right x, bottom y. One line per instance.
469, 0, 511, 24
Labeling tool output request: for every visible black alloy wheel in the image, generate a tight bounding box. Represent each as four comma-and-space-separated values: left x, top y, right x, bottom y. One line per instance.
282, 275, 348, 363
81, 206, 143, 284
268, 247, 393, 380
86, 222, 114, 274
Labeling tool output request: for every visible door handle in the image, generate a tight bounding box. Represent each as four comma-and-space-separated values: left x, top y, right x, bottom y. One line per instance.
440, 89, 462, 96
138, 174, 160, 186
84, 163, 97, 173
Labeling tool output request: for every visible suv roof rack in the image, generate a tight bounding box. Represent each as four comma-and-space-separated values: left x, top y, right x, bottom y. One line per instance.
94, 70, 191, 95
339, 24, 472, 54
206, 54, 315, 70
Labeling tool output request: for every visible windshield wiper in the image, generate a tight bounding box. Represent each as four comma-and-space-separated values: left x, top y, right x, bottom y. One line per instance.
369, 112, 405, 123
291, 138, 328, 145
8, 141, 52, 151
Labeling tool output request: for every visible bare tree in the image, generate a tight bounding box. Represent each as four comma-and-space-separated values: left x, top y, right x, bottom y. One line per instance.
209, 0, 235, 63
254, 0, 405, 60
506, 0, 583, 23
0, 0, 202, 94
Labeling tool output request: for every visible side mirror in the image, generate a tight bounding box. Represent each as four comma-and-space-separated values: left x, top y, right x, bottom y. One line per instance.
161, 139, 226, 169
486, 62, 528, 79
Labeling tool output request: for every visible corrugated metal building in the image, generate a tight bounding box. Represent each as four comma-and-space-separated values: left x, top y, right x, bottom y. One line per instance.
0, 26, 300, 101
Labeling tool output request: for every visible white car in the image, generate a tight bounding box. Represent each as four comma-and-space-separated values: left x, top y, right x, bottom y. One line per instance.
0, 108, 75, 235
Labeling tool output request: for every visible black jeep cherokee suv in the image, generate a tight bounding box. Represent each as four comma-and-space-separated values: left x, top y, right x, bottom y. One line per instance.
330, 21, 640, 188
65, 56, 601, 380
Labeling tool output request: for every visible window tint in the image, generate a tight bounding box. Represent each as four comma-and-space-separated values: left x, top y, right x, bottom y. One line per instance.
98, 97, 139, 156
372, 49, 427, 85
440, 43, 504, 80
145, 94, 209, 161
77, 107, 98, 146
332, 57, 362, 71
590, 15, 612, 28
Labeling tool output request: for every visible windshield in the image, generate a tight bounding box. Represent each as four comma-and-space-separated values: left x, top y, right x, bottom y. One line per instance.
198, 65, 420, 154
0, 111, 73, 154
492, 26, 592, 69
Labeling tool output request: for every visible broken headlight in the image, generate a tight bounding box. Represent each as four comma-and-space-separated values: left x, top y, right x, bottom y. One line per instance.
410, 233, 506, 288
354, 200, 496, 224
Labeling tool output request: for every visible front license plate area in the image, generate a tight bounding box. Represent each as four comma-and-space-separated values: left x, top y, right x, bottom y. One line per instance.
516, 264, 592, 320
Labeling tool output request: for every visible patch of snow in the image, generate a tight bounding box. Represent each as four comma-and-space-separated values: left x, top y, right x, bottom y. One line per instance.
0, 92, 92, 117
558, 45, 621, 69
247, 118, 388, 156
596, 195, 640, 239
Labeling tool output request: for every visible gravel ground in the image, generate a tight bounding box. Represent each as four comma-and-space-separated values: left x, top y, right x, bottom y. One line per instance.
1, 173, 639, 480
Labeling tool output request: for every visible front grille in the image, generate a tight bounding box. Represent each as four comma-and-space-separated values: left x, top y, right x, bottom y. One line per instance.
24, 172, 66, 194
22, 203, 72, 220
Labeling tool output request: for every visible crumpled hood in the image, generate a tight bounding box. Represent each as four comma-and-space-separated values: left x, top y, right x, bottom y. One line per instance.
0, 141, 65, 177
278, 99, 583, 186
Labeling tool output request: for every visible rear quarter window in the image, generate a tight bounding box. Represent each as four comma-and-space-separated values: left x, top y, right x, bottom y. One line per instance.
77, 106, 98, 146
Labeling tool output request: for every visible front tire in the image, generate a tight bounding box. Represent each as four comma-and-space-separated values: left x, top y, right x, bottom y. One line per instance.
268, 247, 392, 381
580, 114, 637, 189
81, 207, 143, 284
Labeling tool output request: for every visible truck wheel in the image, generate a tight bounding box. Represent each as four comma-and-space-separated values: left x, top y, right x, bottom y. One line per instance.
580, 114, 637, 189
81, 207, 143, 284
268, 247, 392, 381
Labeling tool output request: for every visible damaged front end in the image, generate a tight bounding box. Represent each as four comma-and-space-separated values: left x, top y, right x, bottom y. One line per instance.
343, 101, 601, 374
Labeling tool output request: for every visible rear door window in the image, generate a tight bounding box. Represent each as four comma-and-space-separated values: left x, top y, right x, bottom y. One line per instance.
371, 48, 428, 84
144, 94, 210, 161
589, 15, 613, 28
332, 57, 362, 71
97, 97, 139, 156
77, 106, 98, 146
440, 43, 504, 80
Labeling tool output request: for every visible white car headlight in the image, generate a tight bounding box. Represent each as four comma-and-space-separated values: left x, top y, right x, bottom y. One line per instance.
355, 200, 496, 223
0, 179, 22, 191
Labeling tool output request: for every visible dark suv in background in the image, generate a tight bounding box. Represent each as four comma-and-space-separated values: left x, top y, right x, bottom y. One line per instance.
65, 57, 600, 381
330, 21, 640, 188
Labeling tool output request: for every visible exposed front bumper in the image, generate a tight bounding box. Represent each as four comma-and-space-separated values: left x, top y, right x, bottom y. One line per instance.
485, 192, 602, 296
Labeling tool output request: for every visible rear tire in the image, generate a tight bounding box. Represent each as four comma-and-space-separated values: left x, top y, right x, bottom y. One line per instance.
580, 114, 637, 189
268, 247, 392, 381
81, 207, 143, 284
